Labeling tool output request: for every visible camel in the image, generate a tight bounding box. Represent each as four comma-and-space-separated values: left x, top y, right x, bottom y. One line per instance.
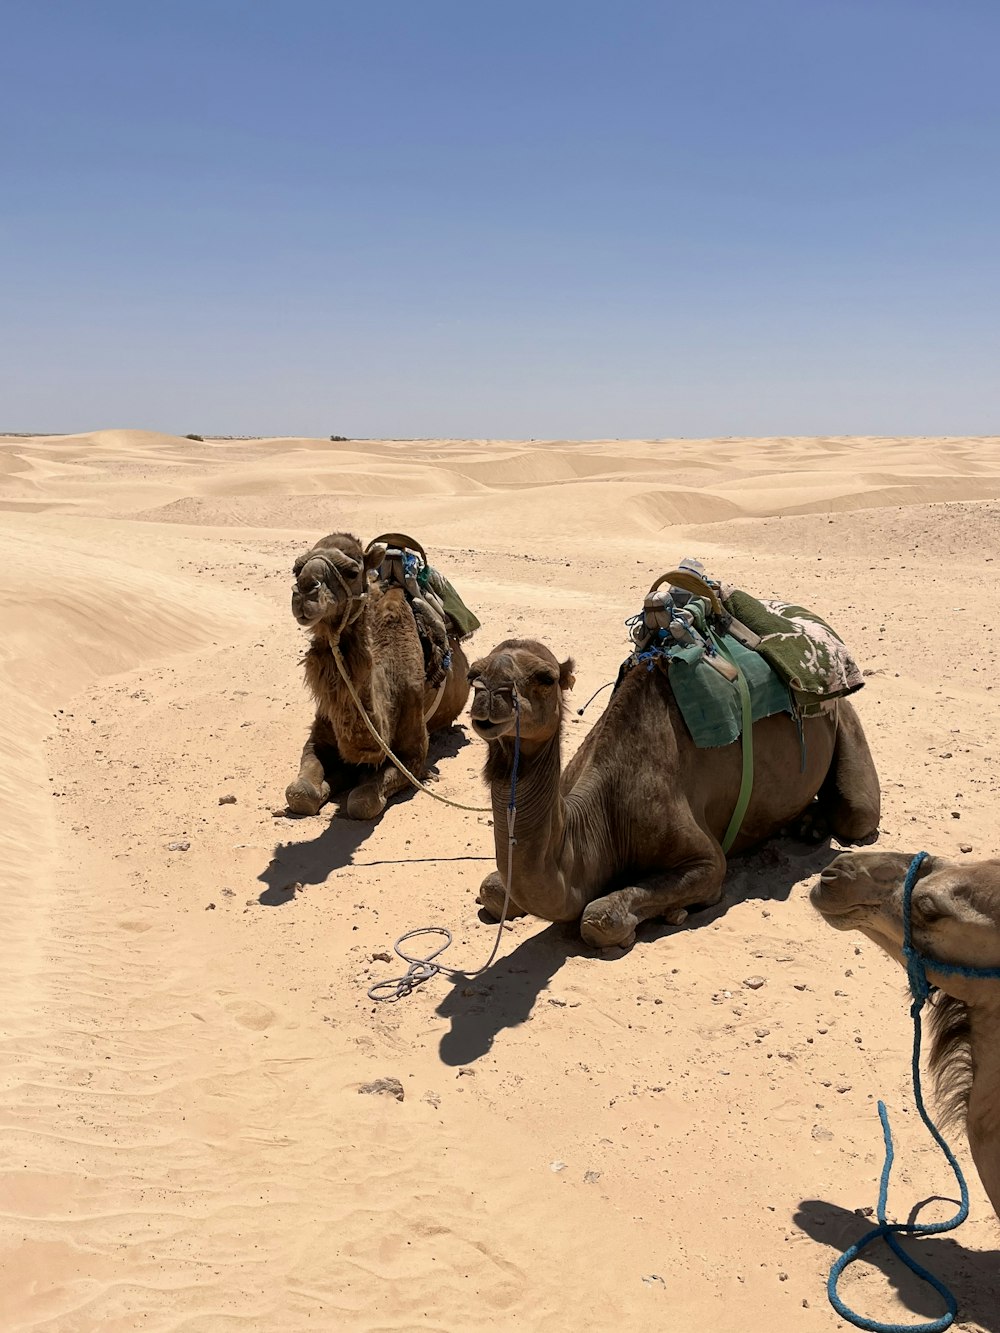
812, 850, 1000, 1221
285, 532, 472, 820
468, 637, 880, 948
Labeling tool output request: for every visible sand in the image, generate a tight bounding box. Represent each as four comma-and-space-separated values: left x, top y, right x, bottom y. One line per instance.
2, 430, 999, 1331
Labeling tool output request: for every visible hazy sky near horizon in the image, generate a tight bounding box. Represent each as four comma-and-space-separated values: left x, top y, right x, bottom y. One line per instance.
2, 0, 999, 439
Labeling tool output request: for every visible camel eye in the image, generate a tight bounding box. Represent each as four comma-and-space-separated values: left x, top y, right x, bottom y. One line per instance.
914, 892, 943, 922
532, 670, 557, 687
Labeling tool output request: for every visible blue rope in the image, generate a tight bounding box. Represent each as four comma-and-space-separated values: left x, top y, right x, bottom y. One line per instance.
826, 850, 1000, 1331
507, 692, 521, 812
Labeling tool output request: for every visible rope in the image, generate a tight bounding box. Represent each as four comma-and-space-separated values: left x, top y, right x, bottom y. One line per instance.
576, 679, 615, 716
826, 850, 1000, 1332
368, 696, 521, 1001
330, 642, 490, 814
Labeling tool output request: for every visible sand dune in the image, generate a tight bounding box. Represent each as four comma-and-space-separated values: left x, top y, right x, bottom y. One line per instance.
2, 432, 999, 1332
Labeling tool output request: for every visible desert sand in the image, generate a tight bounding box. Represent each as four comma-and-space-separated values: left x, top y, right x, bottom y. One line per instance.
2, 430, 999, 1332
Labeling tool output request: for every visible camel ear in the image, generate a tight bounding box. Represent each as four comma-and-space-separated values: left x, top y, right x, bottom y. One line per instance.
363, 543, 386, 572
292, 552, 311, 577
559, 658, 576, 692
467, 659, 486, 683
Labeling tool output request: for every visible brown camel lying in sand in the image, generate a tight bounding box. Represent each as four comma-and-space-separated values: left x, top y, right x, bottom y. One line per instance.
812, 850, 1000, 1221
285, 532, 471, 820
468, 637, 880, 947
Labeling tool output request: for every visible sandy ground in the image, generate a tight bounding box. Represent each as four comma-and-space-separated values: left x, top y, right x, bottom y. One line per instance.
2, 430, 999, 1332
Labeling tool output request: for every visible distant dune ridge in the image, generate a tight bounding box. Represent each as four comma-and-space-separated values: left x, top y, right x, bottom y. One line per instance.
1, 430, 998, 1331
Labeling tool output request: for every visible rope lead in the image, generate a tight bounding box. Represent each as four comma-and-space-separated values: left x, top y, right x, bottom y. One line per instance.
367, 695, 522, 1002
826, 850, 1000, 1331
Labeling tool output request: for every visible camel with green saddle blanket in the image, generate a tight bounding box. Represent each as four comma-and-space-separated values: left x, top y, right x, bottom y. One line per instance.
285, 531, 479, 820
467, 567, 880, 948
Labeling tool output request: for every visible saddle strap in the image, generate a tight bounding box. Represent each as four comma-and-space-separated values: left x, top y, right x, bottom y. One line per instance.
710, 631, 755, 854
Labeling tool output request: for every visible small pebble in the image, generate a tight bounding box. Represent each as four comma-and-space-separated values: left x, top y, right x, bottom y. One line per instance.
743, 976, 766, 990
218, 794, 237, 805
359, 1077, 404, 1101
166, 840, 190, 852
960, 843, 973, 854
550, 1160, 567, 1173
584, 1170, 602, 1183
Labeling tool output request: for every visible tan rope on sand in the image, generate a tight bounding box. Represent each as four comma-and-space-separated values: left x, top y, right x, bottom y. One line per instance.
330, 642, 491, 814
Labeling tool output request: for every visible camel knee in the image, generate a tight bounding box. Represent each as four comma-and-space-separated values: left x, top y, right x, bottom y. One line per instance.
477, 872, 526, 921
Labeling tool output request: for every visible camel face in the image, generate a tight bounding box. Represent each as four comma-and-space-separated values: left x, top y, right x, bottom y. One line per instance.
812, 850, 1000, 974
468, 639, 574, 745
290, 536, 368, 629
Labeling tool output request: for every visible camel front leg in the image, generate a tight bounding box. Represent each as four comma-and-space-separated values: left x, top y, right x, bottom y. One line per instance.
580, 849, 727, 949
286, 716, 355, 815
344, 706, 429, 820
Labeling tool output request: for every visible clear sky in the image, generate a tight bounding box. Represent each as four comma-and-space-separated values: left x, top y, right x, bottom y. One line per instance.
2, 0, 998, 439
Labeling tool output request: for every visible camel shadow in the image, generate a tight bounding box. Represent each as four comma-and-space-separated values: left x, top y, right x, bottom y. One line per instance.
435, 922, 586, 1066
432, 838, 844, 1059
707, 835, 840, 916
626, 836, 841, 944
795, 1198, 1000, 1332
259, 725, 476, 901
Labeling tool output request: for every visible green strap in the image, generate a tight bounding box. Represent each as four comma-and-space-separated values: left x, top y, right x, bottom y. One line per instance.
710, 632, 754, 853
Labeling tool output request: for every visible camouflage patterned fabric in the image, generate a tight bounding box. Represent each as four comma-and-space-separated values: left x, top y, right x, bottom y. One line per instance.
721, 587, 864, 715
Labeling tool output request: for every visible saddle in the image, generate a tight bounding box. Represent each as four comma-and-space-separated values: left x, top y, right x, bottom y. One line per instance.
365, 533, 480, 688
628, 557, 864, 737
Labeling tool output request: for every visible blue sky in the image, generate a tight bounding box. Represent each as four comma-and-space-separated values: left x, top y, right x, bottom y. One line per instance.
2, 0, 998, 438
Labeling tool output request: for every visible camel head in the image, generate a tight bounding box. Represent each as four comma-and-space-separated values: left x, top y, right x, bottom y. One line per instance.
467, 639, 575, 747
290, 533, 386, 630
812, 850, 1000, 997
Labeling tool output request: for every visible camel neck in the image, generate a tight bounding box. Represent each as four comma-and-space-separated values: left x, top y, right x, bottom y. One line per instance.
488, 728, 587, 923
964, 1000, 1000, 1216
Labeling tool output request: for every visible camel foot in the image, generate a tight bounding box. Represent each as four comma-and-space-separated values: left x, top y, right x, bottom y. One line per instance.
790, 802, 830, 844
285, 778, 330, 816
477, 872, 527, 921
344, 781, 387, 821
580, 900, 638, 950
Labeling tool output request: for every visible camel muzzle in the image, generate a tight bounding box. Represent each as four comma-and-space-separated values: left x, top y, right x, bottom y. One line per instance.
810, 858, 880, 921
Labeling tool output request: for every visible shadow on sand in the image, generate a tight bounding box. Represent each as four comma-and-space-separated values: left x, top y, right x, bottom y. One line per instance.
433, 835, 844, 1066
795, 1197, 1000, 1332
257, 726, 476, 903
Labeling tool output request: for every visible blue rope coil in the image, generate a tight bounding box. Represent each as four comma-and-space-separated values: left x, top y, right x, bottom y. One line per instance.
827, 850, 1000, 1331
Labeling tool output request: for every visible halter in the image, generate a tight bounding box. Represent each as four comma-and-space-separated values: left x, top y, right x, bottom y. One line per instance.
827, 851, 1000, 1332
306, 552, 367, 637
902, 850, 1000, 1002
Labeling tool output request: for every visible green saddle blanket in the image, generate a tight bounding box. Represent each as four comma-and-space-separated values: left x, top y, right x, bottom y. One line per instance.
660, 605, 792, 749
626, 568, 864, 747
420, 565, 481, 641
